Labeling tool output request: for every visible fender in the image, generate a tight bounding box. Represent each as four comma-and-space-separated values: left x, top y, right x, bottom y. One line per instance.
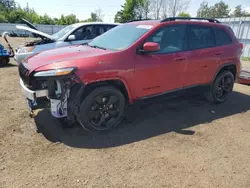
212, 62, 237, 83
85, 76, 134, 104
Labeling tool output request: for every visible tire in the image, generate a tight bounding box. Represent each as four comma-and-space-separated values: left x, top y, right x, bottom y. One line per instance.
58, 117, 75, 128
205, 71, 234, 104
0, 57, 9, 67
77, 86, 125, 132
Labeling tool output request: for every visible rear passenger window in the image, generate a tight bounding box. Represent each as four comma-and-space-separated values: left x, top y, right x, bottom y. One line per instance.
105, 25, 116, 32
187, 25, 215, 50
214, 27, 232, 46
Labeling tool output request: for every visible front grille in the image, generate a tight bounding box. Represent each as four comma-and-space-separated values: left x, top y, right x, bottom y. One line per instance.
18, 63, 30, 85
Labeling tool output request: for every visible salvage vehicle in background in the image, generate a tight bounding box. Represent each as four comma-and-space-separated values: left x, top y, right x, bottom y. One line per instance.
0, 43, 10, 66
0, 32, 14, 67
4, 19, 118, 64
19, 17, 243, 132
239, 71, 250, 85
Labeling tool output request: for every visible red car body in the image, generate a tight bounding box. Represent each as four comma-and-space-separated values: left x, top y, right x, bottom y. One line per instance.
19, 18, 244, 131
23, 20, 242, 104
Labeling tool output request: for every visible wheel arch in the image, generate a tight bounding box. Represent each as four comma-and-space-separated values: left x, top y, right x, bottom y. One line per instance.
84, 77, 133, 104
212, 63, 237, 83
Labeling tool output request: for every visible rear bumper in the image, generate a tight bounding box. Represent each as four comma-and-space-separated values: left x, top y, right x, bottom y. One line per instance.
20, 79, 48, 101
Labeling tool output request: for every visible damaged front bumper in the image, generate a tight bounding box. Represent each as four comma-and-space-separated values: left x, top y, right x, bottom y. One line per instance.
20, 79, 48, 101
20, 75, 84, 122
20, 79, 48, 116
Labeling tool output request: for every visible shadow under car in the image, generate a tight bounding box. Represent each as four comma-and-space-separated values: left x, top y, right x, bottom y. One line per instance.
34, 91, 250, 149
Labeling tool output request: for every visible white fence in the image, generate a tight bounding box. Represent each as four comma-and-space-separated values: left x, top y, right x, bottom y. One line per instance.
218, 17, 250, 57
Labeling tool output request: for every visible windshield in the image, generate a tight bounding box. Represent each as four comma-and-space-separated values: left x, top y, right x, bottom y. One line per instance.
88, 24, 153, 51
51, 25, 75, 40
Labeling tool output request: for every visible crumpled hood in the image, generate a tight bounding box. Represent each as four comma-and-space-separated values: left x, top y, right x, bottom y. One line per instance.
23, 45, 113, 72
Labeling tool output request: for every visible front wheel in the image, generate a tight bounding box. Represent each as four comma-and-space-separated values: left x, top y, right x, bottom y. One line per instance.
78, 86, 125, 132
205, 71, 234, 103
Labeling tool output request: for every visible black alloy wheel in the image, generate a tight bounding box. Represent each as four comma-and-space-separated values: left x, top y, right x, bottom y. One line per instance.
214, 74, 234, 102
205, 71, 234, 103
78, 86, 125, 132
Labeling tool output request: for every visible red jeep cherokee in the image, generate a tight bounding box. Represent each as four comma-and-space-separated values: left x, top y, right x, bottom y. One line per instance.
19, 17, 243, 132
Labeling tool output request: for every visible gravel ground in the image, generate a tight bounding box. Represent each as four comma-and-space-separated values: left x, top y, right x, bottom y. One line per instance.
0, 38, 250, 188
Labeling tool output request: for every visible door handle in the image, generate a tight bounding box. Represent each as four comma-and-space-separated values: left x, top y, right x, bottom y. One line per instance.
213, 51, 223, 56
174, 56, 187, 61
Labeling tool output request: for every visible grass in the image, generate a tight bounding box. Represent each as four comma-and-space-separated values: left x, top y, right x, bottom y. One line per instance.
242, 57, 250, 61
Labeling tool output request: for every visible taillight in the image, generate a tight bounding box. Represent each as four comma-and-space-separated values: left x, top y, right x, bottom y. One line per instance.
240, 43, 244, 49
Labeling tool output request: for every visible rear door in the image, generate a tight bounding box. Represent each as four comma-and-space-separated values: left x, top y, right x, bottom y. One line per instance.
212, 26, 235, 79
184, 24, 217, 86
93, 24, 116, 38
105, 24, 117, 32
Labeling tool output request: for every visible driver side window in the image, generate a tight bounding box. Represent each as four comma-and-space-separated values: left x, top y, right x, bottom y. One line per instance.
70, 26, 94, 41
146, 25, 186, 54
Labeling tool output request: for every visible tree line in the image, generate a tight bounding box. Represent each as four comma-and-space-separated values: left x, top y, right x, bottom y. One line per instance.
0, 0, 104, 25
197, 1, 250, 18
115, 0, 250, 23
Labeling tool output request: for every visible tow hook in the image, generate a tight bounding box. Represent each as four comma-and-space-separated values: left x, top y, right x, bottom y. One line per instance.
29, 110, 35, 118
27, 99, 36, 118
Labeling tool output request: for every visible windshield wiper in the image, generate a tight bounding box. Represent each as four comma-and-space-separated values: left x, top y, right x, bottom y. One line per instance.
89, 45, 106, 50
82, 42, 89, 46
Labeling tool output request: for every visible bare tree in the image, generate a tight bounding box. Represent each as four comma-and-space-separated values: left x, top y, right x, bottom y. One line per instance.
142, 0, 151, 19
95, 7, 104, 22
135, 0, 151, 19
161, 0, 169, 19
150, 0, 164, 19
168, 0, 190, 17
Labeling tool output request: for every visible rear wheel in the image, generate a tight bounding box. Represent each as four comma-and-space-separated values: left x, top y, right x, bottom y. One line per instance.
205, 71, 234, 103
78, 86, 125, 132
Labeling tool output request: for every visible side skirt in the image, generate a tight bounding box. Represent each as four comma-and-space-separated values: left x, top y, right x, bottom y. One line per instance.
137, 84, 210, 102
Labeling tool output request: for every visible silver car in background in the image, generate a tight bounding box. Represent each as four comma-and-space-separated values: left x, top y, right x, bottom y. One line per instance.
11, 20, 118, 64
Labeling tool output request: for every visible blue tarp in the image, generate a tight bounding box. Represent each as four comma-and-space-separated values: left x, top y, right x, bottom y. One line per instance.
0, 44, 10, 57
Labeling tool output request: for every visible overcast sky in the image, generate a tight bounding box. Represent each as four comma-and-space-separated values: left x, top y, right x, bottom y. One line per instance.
16, 0, 250, 23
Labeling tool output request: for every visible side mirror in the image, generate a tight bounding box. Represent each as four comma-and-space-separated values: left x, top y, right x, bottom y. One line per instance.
142, 42, 160, 53
68, 35, 76, 41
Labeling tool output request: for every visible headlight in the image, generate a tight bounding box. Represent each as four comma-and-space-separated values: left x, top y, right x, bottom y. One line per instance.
33, 68, 75, 77
26, 46, 35, 52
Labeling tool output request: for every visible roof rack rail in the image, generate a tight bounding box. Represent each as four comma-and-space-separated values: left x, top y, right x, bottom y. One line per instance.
161, 17, 220, 23
126, 18, 155, 23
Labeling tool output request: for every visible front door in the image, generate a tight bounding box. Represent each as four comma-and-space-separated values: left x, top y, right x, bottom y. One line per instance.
134, 24, 188, 98
66, 25, 95, 46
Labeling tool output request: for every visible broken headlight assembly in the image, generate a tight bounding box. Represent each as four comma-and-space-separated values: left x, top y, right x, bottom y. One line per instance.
33, 67, 78, 118
33, 67, 76, 77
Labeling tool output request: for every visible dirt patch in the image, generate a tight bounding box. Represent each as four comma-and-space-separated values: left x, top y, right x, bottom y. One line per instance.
0, 40, 250, 188
0, 36, 36, 50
